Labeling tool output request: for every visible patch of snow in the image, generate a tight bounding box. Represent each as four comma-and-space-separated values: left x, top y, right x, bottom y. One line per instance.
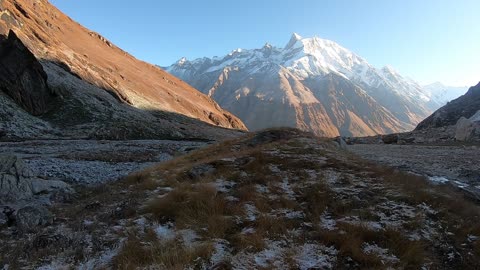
272, 209, 304, 219
417, 203, 438, 215
269, 164, 281, 173
468, 235, 478, 242
428, 176, 449, 184
225, 195, 239, 202
453, 180, 469, 188
255, 184, 269, 193
253, 241, 285, 268
134, 217, 147, 230
244, 203, 259, 221
83, 219, 94, 226
210, 239, 232, 266
362, 243, 399, 265
178, 229, 199, 248
77, 246, 121, 270
294, 243, 338, 270
241, 227, 256, 235
154, 222, 176, 241
280, 178, 296, 199
214, 178, 236, 193
320, 211, 337, 231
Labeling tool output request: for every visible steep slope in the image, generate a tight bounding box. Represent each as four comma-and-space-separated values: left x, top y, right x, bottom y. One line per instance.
167, 33, 433, 137
416, 82, 480, 129
0, 0, 246, 138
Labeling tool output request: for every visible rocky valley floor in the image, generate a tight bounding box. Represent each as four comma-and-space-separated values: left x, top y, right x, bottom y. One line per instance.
349, 144, 480, 200
1, 129, 480, 269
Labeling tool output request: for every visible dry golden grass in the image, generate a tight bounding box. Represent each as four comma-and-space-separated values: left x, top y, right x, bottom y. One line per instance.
112, 235, 213, 270
144, 183, 235, 238
110, 129, 480, 269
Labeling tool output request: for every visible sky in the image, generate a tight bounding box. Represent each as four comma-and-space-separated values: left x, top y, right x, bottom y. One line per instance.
50, 0, 479, 87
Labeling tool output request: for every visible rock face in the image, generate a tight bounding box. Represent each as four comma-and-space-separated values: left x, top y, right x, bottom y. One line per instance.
15, 205, 53, 232
416, 82, 480, 130
0, 155, 34, 201
455, 111, 480, 141
166, 34, 434, 137
0, 0, 246, 134
0, 154, 71, 203
0, 30, 55, 115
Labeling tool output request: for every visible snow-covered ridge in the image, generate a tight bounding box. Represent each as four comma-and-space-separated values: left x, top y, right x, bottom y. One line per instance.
167, 33, 440, 105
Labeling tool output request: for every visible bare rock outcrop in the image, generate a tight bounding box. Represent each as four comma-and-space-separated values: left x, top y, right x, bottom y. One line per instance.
0, 30, 55, 115
15, 205, 53, 232
0, 154, 71, 203
455, 110, 480, 141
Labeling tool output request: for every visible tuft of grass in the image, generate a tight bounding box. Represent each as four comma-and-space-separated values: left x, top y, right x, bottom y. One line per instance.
144, 184, 233, 238
113, 236, 213, 270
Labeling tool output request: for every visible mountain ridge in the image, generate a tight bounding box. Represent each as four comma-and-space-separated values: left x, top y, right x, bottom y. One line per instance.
166, 33, 436, 136
0, 0, 247, 140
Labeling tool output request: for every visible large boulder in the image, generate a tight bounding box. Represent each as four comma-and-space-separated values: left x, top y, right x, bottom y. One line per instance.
0, 154, 71, 203
0, 154, 34, 201
0, 30, 55, 115
15, 205, 53, 232
455, 111, 480, 141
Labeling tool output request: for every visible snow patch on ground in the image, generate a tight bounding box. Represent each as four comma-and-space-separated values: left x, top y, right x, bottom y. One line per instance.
294, 243, 338, 269
214, 178, 236, 193
244, 203, 259, 221
362, 243, 399, 265
154, 222, 176, 241
320, 211, 337, 231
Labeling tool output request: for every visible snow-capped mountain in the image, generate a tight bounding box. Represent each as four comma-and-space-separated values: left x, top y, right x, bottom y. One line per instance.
166, 33, 435, 136
422, 82, 469, 107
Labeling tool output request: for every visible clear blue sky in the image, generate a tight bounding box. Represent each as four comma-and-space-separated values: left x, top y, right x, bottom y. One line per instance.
50, 0, 479, 86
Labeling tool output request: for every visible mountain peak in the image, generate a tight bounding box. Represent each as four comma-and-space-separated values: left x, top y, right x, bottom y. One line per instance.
285, 32, 303, 49
177, 57, 188, 66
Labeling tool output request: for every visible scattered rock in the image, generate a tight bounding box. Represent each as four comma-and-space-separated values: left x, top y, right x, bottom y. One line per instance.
397, 140, 406, 145
187, 164, 215, 180
85, 201, 102, 210
32, 233, 70, 250
381, 134, 398, 144
15, 205, 53, 232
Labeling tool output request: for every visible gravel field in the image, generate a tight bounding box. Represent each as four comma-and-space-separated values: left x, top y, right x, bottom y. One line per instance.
349, 144, 480, 198
0, 140, 207, 185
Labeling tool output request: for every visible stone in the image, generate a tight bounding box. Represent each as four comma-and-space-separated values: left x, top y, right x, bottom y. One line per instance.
0, 30, 55, 115
0, 154, 34, 202
0, 154, 71, 203
15, 205, 53, 232
454, 113, 480, 142
381, 134, 398, 144
455, 117, 474, 141
187, 164, 215, 180
334, 137, 348, 150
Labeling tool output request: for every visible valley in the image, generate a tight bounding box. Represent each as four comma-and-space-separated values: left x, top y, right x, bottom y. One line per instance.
0, 0, 479, 269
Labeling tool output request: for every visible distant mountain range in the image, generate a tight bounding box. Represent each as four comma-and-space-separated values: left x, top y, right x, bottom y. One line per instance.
166, 33, 467, 136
